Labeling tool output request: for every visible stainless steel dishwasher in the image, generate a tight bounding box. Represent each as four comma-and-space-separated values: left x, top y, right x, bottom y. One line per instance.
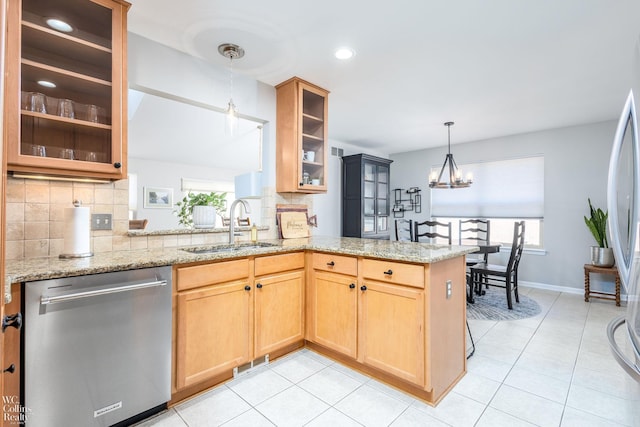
24, 266, 172, 427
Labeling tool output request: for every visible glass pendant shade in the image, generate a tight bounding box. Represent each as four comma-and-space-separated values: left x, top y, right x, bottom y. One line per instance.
225, 98, 238, 135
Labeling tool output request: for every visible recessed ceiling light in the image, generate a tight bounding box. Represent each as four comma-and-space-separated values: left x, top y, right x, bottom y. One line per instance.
45, 18, 73, 33
37, 80, 56, 88
335, 47, 355, 60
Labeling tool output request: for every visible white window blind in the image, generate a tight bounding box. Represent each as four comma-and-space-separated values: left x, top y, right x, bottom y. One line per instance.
431, 156, 544, 218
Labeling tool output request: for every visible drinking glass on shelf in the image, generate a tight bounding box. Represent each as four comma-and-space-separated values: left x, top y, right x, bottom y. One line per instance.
60, 148, 74, 160
57, 99, 75, 118
87, 104, 100, 123
26, 92, 47, 113
30, 144, 46, 157
84, 151, 98, 162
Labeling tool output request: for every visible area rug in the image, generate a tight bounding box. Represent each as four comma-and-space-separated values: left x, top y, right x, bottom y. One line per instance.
467, 286, 541, 321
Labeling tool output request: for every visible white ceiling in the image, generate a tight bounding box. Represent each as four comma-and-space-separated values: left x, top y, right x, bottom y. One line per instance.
127, 0, 640, 154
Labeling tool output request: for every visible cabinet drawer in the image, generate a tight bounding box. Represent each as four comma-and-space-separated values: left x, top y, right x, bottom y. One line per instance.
255, 252, 304, 276
176, 259, 250, 291
362, 259, 424, 288
313, 253, 358, 276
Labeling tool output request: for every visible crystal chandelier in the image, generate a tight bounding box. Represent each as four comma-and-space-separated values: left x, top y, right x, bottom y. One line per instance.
429, 121, 473, 189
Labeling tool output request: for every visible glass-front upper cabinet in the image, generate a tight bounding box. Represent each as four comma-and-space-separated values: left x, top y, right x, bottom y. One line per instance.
276, 77, 329, 193
5, 0, 130, 180
342, 153, 393, 240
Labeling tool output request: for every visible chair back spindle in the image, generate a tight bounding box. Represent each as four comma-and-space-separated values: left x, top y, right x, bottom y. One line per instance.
459, 219, 490, 262
414, 220, 452, 244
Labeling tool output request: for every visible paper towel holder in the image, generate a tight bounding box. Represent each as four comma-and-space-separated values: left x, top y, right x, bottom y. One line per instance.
59, 200, 94, 259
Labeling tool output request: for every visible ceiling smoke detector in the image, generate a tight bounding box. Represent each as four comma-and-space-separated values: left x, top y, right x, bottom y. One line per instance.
217, 43, 245, 60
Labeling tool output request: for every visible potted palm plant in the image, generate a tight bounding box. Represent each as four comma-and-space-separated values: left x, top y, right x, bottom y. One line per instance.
584, 198, 614, 267
175, 192, 227, 229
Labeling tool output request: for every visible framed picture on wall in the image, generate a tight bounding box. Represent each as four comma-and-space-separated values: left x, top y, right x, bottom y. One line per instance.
144, 187, 173, 209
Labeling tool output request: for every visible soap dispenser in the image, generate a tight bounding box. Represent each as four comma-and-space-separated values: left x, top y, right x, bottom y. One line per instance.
251, 224, 258, 242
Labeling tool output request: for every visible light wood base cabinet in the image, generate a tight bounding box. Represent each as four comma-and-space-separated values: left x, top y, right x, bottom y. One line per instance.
254, 270, 304, 358
308, 254, 466, 403
175, 280, 251, 390
360, 280, 425, 386
174, 251, 466, 407
174, 252, 305, 396
311, 271, 358, 358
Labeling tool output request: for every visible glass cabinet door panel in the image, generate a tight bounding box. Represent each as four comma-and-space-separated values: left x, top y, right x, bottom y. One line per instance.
364, 199, 375, 215
364, 163, 375, 181
363, 217, 375, 233
377, 182, 388, 198
376, 199, 388, 216
377, 216, 388, 232
377, 166, 389, 183
364, 181, 375, 198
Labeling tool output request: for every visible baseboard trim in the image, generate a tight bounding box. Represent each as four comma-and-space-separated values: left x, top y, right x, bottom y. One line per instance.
520, 280, 628, 302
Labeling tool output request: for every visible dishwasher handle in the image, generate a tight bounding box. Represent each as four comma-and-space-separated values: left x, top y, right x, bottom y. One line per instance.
607, 315, 640, 382
41, 279, 168, 305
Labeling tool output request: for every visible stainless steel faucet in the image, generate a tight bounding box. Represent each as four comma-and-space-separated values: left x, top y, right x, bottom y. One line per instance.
228, 199, 251, 244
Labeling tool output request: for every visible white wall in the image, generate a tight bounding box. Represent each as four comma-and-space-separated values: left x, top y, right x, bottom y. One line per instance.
391, 120, 617, 292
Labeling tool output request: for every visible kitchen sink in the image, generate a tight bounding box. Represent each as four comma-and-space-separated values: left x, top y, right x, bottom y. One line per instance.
181, 242, 278, 254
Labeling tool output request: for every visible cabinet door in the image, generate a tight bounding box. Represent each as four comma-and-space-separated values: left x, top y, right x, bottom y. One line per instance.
360, 280, 425, 386
376, 164, 390, 233
5, 0, 128, 180
254, 270, 304, 358
176, 281, 251, 390
275, 77, 328, 193
311, 271, 358, 358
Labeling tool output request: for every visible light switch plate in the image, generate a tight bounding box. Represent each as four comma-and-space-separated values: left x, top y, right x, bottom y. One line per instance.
92, 213, 113, 230
446, 280, 452, 299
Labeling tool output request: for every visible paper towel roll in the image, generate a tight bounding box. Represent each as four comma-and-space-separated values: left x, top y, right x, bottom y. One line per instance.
61, 205, 92, 257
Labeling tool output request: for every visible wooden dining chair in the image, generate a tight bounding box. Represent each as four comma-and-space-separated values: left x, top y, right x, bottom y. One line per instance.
470, 221, 525, 309
459, 219, 491, 263
413, 220, 452, 244
395, 219, 413, 242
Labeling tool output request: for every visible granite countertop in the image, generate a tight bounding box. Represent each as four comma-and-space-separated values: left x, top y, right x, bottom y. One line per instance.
6, 236, 478, 284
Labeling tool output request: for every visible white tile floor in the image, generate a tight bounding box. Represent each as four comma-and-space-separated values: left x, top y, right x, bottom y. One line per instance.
137, 287, 640, 426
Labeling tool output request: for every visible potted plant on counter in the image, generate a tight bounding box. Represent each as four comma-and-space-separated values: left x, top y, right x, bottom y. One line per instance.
584, 198, 615, 267
175, 191, 227, 229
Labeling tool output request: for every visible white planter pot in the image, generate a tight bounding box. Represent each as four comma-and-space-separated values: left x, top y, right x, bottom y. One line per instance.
590, 246, 615, 267
192, 206, 216, 229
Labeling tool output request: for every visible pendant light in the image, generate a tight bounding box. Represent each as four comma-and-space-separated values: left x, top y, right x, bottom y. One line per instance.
218, 43, 244, 135
429, 121, 473, 189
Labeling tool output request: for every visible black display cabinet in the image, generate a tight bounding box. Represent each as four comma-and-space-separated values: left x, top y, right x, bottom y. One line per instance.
342, 154, 393, 239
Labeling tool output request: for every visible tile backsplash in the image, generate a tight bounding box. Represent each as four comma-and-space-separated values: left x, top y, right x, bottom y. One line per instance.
5, 177, 313, 260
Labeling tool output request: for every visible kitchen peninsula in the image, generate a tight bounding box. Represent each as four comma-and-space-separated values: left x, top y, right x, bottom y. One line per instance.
6, 237, 476, 407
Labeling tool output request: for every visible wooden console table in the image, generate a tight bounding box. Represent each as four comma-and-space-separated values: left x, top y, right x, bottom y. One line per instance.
584, 264, 621, 306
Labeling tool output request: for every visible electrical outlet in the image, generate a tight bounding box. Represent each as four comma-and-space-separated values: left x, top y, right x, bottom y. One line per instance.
91, 213, 113, 230
446, 280, 452, 299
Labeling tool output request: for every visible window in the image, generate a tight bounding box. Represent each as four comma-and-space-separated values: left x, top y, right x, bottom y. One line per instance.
431, 156, 544, 248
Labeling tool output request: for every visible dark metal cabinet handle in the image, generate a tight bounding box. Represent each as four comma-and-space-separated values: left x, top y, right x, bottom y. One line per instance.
2, 313, 22, 332
3, 364, 15, 374
299, 182, 304, 186
256, 283, 263, 289
114, 162, 122, 169
383, 269, 393, 275
349, 283, 355, 289
244, 285, 251, 291
360, 285, 367, 291
327, 261, 335, 267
